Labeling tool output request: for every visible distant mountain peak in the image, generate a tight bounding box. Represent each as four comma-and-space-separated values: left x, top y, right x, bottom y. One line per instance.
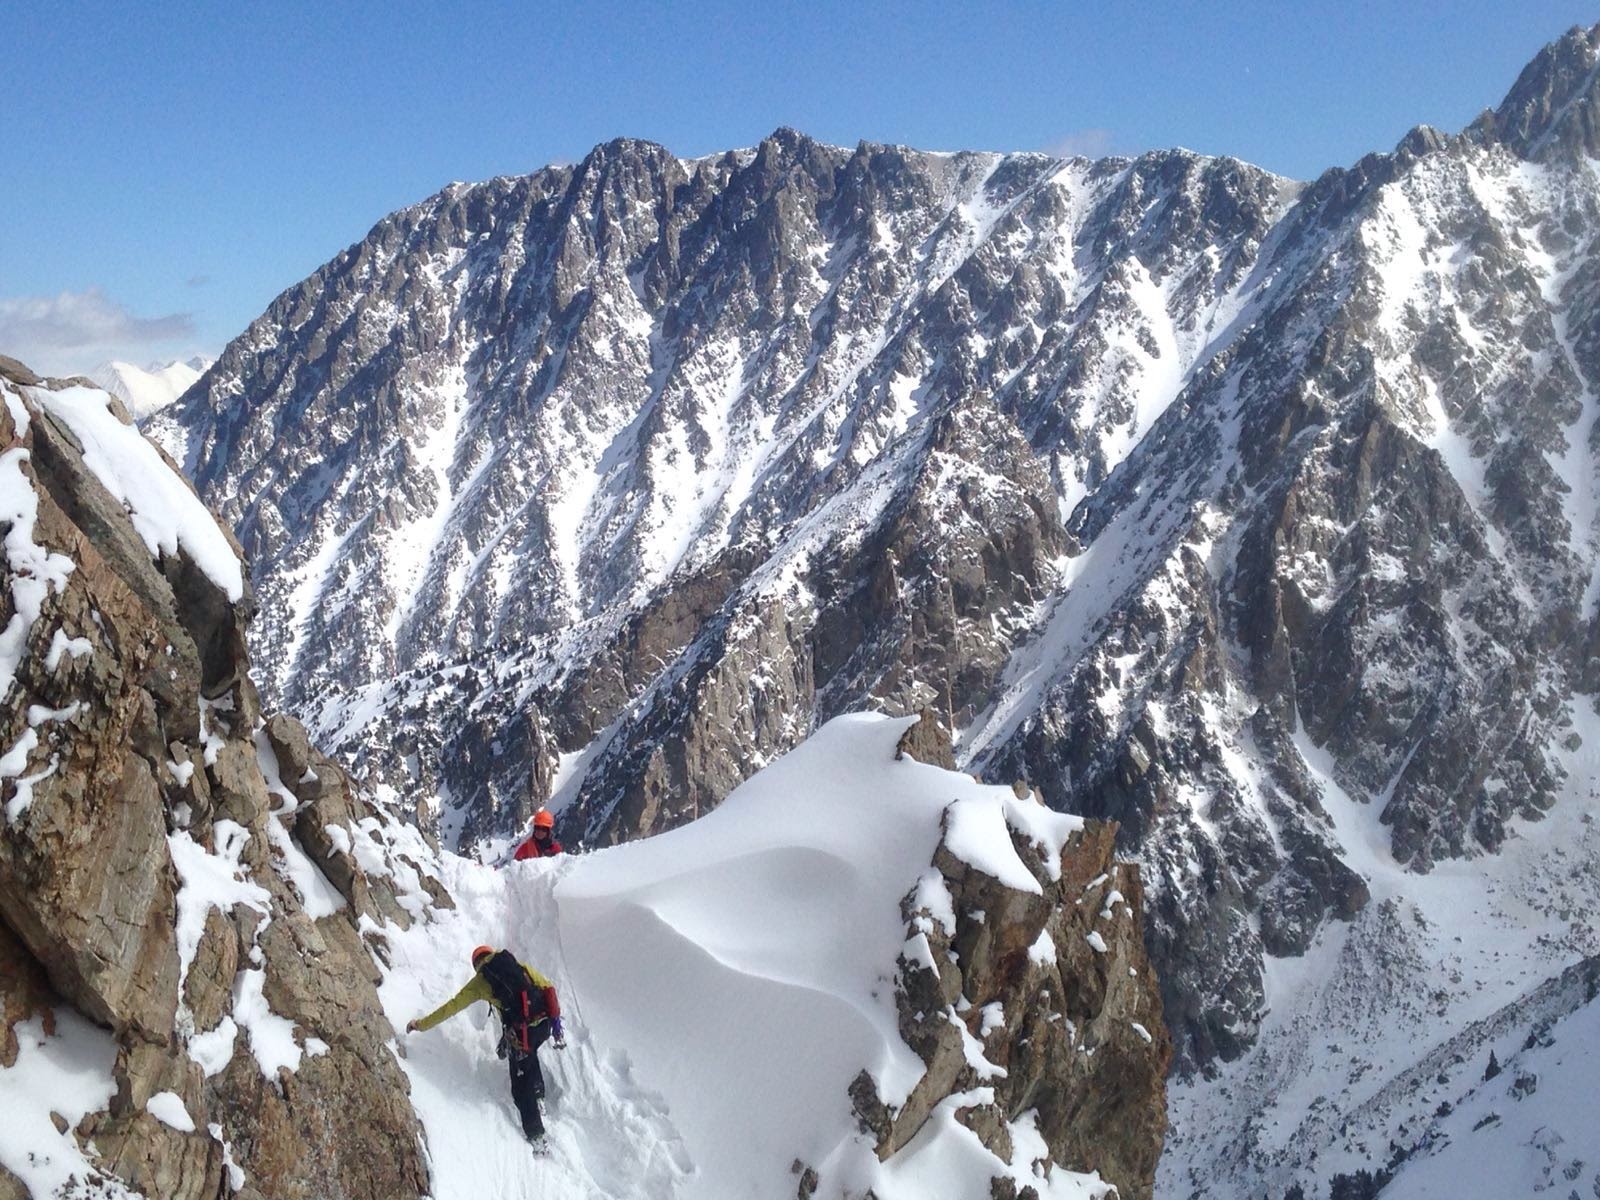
89, 356, 211, 420
1478, 22, 1600, 159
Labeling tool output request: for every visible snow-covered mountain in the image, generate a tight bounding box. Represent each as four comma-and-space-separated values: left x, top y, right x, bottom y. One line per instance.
149, 123, 1305, 1068
1160, 717, 1600, 1196
146, 21, 1600, 1197
1379, 956, 1600, 1199
89, 356, 212, 420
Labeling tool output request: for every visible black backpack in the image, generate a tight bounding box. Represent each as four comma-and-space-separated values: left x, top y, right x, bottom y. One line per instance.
477, 950, 544, 1053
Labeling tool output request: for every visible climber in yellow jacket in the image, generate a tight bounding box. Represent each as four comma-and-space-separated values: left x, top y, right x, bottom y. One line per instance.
406, 945, 566, 1147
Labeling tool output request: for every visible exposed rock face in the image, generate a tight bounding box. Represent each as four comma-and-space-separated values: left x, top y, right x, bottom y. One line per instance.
148, 22, 1600, 1101
0, 359, 437, 1198
850, 754, 1168, 1200
895, 709, 956, 770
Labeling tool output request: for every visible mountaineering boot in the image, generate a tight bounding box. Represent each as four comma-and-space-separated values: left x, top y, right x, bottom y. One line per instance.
528, 1132, 550, 1157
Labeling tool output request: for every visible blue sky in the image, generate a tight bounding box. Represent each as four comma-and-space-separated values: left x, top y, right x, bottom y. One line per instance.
2, 0, 1595, 376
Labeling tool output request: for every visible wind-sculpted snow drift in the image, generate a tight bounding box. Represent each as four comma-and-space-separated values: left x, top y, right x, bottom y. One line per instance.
1, 355, 1168, 1197
384, 713, 1168, 1200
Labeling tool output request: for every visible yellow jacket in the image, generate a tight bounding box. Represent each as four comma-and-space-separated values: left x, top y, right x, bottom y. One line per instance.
414, 960, 558, 1032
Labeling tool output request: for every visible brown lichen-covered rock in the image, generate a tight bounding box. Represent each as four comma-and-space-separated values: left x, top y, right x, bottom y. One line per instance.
83, 1042, 221, 1200
0, 1164, 30, 1200
0, 361, 439, 1198
263, 713, 318, 793
854, 808, 1171, 1200
210, 738, 273, 826
86, 1111, 222, 1200
895, 708, 957, 770
183, 907, 239, 1034
0, 488, 184, 1042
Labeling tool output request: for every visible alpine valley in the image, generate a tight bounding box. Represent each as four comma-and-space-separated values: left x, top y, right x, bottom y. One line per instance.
56, 19, 1600, 1200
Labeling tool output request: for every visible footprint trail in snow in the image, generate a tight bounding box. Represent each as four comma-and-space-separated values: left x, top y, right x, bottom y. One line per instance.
378, 854, 694, 1200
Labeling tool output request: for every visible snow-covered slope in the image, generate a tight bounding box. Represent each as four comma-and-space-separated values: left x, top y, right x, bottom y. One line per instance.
1382, 960, 1600, 1199
380, 713, 1138, 1200
89, 357, 211, 420
1159, 703, 1600, 1197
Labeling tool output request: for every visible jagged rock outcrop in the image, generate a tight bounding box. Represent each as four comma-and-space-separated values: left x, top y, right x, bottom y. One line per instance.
849, 727, 1169, 1200
0, 358, 439, 1198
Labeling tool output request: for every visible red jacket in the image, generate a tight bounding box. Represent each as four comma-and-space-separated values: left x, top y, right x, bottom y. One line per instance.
513, 833, 563, 860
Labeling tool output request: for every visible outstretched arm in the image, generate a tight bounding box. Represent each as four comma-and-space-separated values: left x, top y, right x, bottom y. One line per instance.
406, 974, 490, 1033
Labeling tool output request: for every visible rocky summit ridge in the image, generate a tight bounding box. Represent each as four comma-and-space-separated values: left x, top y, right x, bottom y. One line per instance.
138, 21, 1600, 1195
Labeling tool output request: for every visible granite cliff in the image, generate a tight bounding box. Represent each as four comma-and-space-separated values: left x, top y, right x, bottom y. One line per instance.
0, 357, 442, 1199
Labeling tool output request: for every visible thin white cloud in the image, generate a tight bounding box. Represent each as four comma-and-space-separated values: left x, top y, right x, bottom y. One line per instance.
0, 287, 199, 378
1045, 129, 1115, 160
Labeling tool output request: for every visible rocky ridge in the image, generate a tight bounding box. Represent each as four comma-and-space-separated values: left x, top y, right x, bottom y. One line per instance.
147, 17, 1600, 1146
0, 357, 443, 1199
852, 720, 1169, 1200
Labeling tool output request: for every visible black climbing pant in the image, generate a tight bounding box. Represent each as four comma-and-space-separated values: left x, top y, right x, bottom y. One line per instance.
507, 1019, 553, 1138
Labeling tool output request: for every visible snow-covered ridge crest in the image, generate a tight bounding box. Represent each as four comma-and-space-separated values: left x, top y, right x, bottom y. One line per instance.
378, 711, 1168, 1200
25, 382, 243, 601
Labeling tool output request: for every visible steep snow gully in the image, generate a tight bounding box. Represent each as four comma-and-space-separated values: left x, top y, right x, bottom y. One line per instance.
381, 857, 694, 1200
376, 714, 1111, 1200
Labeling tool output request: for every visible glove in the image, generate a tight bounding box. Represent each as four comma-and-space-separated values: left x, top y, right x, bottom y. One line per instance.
551, 1017, 566, 1048
405, 1019, 420, 1034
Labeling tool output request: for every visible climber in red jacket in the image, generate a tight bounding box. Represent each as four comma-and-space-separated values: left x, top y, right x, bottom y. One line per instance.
512, 809, 563, 860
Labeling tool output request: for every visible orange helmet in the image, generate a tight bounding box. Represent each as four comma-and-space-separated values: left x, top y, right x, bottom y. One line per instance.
470, 945, 494, 967
533, 810, 555, 830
